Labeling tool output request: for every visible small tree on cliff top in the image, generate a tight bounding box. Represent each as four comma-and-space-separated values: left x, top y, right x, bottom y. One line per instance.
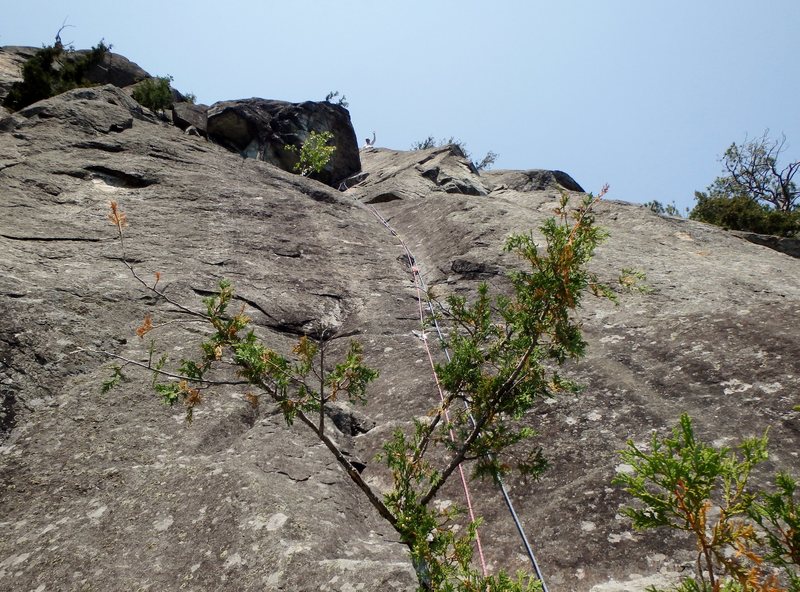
712, 132, 798, 213
690, 131, 800, 236
100, 188, 621, 591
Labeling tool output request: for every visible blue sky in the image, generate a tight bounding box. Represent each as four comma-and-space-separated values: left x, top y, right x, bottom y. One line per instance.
4, 1, 799, 213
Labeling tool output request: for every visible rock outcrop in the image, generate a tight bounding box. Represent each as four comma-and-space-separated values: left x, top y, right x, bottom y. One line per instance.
207, 98, 361, 186
79, 48, 150, 88
0, 46, 37, 101
0, 45, 149, 102
172, 101, 209, 136
1, 60, 799, 592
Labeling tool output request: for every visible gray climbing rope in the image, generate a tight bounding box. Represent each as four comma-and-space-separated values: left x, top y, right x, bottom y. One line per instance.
360, 201, 550, 591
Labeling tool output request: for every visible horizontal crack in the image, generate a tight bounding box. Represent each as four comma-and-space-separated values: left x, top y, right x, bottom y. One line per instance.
1, 234, 104, 242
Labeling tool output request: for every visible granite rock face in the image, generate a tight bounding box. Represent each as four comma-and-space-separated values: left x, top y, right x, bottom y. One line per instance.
1, 81, 799, 592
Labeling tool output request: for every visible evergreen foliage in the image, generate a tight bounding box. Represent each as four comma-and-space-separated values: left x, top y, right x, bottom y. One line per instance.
690, 192, 799, 237
324, 90, 349, 108
645, 200, 682, 217
615, 414, 799, 591
3, 41, 110, 111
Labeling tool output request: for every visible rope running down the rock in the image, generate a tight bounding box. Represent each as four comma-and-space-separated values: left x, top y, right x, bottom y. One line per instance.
363, 203, 489, 577
362, 201, 549, 592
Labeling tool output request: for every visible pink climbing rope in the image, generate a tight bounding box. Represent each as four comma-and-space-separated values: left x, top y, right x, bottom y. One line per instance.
364, 204, 489, 577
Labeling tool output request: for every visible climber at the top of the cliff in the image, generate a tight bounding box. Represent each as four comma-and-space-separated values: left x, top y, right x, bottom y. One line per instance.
362, 131, 376, 149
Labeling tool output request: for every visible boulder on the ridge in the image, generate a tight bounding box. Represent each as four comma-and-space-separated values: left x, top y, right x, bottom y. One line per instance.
351, 145, 493, 202
207, 98, 360, 186
79, 49, 150, 88
0, 46, 150, 102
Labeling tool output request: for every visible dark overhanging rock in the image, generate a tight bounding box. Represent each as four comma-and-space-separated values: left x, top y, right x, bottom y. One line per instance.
207, 98, 361, 187
77, 49, 150, 88
0, 46, 151, 107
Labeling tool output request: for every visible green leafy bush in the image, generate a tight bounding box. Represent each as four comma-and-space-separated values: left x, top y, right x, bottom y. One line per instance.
132, 75, 174, 112
285, 130, 337, 177
3, 40, 110, 111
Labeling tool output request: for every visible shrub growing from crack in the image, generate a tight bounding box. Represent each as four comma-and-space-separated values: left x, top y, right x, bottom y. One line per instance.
285, 130, 337, 177
132, 75, 174, 113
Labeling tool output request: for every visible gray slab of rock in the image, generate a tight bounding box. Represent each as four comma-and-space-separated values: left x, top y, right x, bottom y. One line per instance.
9, 84, 152, 134
483, 168, 585, 192
0, 46, 35, 103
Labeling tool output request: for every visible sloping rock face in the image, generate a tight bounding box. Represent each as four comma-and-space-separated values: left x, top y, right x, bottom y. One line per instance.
1, 86, 799, 592
207, 98, 360, 187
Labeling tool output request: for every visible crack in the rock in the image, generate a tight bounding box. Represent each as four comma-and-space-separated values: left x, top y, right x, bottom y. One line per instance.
274, 470, 310, 483
0, 234, 103, 242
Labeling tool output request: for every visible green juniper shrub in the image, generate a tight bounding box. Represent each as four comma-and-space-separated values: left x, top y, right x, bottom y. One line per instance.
749, 473, 800, 591
3, 40, 110, 111
132, 75, 174, 113
101, 187, 629, 591
615, 413, 799, 591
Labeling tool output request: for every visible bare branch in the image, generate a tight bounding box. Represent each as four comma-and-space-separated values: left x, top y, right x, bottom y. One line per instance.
77, 348, 249, 386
